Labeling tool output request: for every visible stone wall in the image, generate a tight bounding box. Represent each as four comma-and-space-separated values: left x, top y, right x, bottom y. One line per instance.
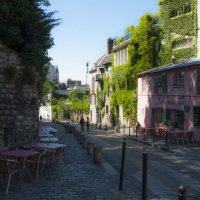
0, 44, 39, 146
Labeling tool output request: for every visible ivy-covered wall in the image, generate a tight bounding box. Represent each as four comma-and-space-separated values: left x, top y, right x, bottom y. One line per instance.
108, 14, 160, 126
159, 0, 197, 65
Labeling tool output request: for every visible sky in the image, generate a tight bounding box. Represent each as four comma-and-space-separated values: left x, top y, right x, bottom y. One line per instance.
47, 0, 159, 84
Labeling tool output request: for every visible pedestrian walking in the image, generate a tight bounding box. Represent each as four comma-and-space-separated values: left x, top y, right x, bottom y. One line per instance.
80, 116, 85, 132
86, 117, 90, 131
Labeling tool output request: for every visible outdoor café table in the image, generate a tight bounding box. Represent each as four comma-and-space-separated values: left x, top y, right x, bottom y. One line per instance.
25, 142, 65, 150
0, 149, 39, 181
40, 137, 59, 143
39, 133, 54, 138
25, 142, 66, 163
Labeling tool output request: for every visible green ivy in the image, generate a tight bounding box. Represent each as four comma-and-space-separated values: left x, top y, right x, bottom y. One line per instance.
159, 0, 197, 65
108, 14, 160, 125
0, 0, 60, 103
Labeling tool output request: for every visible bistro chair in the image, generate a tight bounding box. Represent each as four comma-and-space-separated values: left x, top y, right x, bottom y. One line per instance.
175, 132, 184, 144
186, 131, 195, 144
24, 149, 48, 179
54, 146, 65, 165
0, 158, 21, 195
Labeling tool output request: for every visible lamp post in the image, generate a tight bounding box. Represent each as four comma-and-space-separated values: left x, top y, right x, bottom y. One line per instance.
82, 100, 83, 117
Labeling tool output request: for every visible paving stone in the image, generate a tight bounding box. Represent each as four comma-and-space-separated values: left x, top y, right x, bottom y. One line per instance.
0, 122, 141, 199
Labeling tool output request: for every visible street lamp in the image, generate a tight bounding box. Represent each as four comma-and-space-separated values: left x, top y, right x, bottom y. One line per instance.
82, 100, 83, 117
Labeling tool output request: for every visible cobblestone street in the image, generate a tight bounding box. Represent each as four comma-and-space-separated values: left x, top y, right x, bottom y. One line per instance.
1, 123, 141, 200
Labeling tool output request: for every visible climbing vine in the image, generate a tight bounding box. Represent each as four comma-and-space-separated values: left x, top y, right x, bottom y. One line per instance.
0, 0, 60, 103
108, 13, 160, 125
159, 0, 197, 65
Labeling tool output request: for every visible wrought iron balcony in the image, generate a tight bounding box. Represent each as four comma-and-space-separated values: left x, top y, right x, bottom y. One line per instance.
95, 73, 103, 82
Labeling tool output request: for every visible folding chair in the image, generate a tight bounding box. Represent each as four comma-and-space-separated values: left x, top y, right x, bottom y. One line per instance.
0, 158, 21, 195
54, 147, 65, 165
25, 149, 47, 179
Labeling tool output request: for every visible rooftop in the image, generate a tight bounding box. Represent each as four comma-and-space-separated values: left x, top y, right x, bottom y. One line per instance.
137, 57, 200, 77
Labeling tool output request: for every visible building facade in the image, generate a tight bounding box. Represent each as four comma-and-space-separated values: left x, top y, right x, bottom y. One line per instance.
89, 39, 112, 126
112, 35, 131, 126
137, 58, 200, 141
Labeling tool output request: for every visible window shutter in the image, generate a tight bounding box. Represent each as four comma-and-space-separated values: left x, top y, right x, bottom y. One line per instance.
154, 77, 157, 93
162, 73, 168, 93
197, 71, 200, 94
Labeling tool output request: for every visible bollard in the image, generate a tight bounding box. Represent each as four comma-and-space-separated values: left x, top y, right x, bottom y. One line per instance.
93, 147, 102, 163
80, 134, 84, 145
77, 133, 81, 142
119, 137, 126, 191
152, 130, 155, 143
178, 185, 187, 200
136, 126, 138, 139
82, 137, 87, 148
115, 126, 118, 133
87, 142, 94, 155
142, 149, 148, 200
129, 125, 130, 136
165, 130, 168, 148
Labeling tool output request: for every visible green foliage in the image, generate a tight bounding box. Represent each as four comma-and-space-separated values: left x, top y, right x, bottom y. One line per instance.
96, 86, 104, 109
108, 14, 160, 125
116, 37, 123, 45
68, 88, 84, 99
4, 64, 17, 82
102, 73, 110, 96
39, 80, 58, 106
159, 0, 197, 65
63, 88, 90, 118
0, 0, 60, 101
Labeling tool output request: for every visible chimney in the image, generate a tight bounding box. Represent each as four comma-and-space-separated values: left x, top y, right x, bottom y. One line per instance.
171, 55, 176, 64
107, 38, 113, 54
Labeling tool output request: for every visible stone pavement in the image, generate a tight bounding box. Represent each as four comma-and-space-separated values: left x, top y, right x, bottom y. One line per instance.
0, 122, 141, 200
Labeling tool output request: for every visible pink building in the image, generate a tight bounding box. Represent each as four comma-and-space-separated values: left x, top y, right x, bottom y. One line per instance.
137, 58, 200, 142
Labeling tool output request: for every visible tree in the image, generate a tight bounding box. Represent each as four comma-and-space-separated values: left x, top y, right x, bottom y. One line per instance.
0, 0, 60, 100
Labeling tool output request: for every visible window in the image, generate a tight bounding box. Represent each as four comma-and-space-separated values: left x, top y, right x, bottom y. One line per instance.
154, 73, 167, 94
174, 73, 184, 86
106, 105, 109, 114
114, 48, 128, 66
197, 71, 200, 94
184, 5, 191, 14
170, 10, 178, 18
173, 38, 193, 50
91, 77, 95, 94
142, 78, 147, 93
170, 4, 192, 18
194, 106, 200, 127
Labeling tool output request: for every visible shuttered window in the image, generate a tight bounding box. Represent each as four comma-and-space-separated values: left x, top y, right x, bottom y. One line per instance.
154, 73, 168, 94
194, 106, 200, 127
197, 71, 200, 94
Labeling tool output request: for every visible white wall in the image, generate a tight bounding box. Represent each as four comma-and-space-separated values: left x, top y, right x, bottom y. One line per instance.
39, 94, 52, 121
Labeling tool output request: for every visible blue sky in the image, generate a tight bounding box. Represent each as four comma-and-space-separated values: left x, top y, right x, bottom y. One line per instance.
47, 0, 159, 83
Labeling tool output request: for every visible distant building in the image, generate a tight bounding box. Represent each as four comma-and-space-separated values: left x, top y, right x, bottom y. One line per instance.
66, 79, 81, 89
89, 38, 112, 126
47, 64, 59, 83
